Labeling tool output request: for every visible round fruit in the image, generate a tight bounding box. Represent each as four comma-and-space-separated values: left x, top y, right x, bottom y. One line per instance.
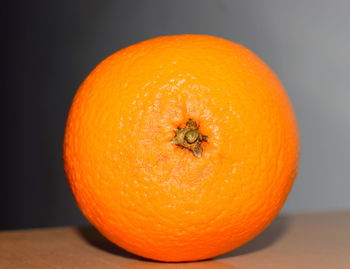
64, 35, 299, 262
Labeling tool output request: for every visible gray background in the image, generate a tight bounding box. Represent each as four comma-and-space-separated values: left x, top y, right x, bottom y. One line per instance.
3, 0, 349, 229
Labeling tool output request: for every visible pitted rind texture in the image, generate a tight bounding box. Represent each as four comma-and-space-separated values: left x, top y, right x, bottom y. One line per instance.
64, 35, 299, 262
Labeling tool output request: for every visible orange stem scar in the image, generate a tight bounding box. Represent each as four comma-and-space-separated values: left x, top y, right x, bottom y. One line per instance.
172, 119, 208, 157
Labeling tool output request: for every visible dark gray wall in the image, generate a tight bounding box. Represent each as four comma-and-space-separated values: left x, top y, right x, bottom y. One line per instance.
3, 0, 350, 229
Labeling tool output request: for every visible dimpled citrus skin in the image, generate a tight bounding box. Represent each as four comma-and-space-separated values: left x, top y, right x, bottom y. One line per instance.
64, 35, 299, 262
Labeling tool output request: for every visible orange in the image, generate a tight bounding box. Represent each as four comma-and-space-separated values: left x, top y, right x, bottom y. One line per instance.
64, 35, 299, 262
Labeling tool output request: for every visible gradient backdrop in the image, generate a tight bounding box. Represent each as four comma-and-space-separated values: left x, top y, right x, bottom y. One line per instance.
3, 0, 350, 230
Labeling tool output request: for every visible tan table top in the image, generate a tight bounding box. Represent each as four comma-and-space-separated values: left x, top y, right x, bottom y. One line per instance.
0, 211, 349, 269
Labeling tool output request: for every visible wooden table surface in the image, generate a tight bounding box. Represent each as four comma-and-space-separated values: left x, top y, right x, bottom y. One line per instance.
1, 211, 349, 269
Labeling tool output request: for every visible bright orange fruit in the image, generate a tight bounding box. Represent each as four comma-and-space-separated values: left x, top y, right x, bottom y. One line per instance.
64, 35, 299, 262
